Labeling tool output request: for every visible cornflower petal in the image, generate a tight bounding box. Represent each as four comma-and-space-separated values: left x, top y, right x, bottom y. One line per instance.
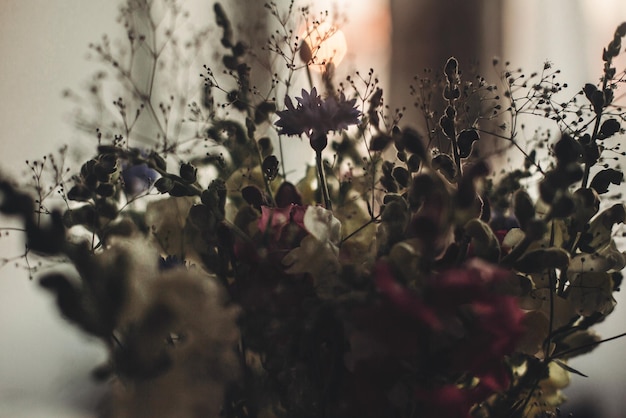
274, 87, 361, 141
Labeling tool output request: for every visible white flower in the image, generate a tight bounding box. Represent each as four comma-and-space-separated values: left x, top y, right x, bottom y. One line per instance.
282, 206, 342, 297
108, 268, 240, 418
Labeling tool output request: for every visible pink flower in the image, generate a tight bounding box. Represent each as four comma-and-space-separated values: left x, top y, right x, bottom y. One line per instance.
258, 204, 308, 250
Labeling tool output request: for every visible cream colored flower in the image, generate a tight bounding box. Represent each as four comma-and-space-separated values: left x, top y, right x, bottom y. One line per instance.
108, 267, 240, 418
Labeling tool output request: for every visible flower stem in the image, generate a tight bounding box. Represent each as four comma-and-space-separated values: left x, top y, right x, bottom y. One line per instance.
340, 214, 380, 245
581, 112, 603, 188
316, 150, 332, 210
305, 65, 314, 90
551, 331, 626, 359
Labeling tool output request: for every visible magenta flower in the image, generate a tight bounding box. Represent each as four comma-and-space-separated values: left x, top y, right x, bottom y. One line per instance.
376, 259, 524, 369
345, 259, 526, 418
257, 204, 308, 251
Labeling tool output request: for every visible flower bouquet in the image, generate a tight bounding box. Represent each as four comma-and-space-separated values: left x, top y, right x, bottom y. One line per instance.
1, 1, 626, 417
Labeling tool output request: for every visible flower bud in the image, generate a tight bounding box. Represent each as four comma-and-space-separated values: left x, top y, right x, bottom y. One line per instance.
179, 162, 197, 184
310, 132, 328, 153
155, 177, 174, 194
444, 56, 459, 82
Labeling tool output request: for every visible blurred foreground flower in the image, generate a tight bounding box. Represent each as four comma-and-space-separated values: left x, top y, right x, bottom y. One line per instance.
106, 267, 240, 418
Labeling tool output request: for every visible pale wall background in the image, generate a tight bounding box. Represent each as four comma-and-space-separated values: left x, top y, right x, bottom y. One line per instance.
0, 2, 117, 417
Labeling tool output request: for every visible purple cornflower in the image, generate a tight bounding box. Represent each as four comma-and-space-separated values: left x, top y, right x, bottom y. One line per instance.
122, 162, 159, 196
275, 88, 360, 149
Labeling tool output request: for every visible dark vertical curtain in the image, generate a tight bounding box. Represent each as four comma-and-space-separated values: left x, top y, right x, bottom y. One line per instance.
222, 0, 274, 94
389, 0, 502, 129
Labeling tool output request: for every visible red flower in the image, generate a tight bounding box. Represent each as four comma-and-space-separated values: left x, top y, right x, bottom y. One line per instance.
374, 261, 442, 328
362, 258, 525, 417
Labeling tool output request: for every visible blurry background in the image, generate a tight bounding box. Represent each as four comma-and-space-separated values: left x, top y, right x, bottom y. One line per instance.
1, 0, 625, 417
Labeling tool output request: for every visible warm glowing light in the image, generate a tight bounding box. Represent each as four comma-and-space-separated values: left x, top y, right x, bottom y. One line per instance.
300, 21, 347, 72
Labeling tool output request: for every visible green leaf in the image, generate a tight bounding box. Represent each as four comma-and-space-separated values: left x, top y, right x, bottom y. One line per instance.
513, 190, 535, 231
599, 118, 621, 139
444, 56, 459, 80
590, 168, 623, 194
553, 134, 581, 165
155, 177, 174, 194
432, 154, 456, 181
579, 204, 625, 252
407, 154, 421, 172
241, 185, 264, 209
369, 134, 392, 151
583, 83, 598, 102
254, 101, 276, 124
392, 166, 410, 188
514, 247, 570, 273
401, 127, 427, 159
67, 184, 92, 202
439, 115, 455, 139
179, 162, 198, 184
457, 129, 480, 158
464, 218, 500, 262
262, 155, 279, 181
